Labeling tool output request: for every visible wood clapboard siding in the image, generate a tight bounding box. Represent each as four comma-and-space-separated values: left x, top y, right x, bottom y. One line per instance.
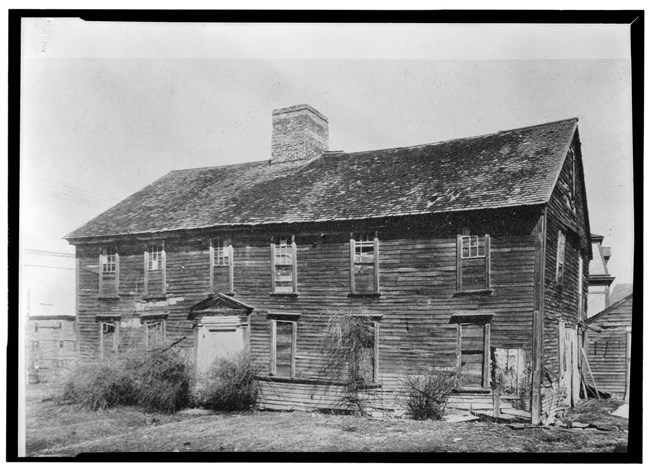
586, 296, 632, 397
74, 210, 541, 411
542, 137, 590, 388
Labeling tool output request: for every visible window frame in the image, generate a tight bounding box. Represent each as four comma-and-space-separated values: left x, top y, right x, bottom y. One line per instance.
147, 244, 163, 271
269, 318, 297, 378
456, 234, 491, 292
349, 315, 380, 384
144, 241, 166, 297
99, 247, 119, 297
556, 231, 566, 283
271, 235, 298, 295
349, 233, 380, 295
456, 321, 491, 390
99, 320, 119, 358
210, 238, 234, 294
143, 319, 167, 351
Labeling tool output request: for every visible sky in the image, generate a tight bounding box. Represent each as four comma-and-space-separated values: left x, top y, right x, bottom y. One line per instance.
19, 19, 635, 316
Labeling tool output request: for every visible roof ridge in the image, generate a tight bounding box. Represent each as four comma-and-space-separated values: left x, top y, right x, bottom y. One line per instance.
341, 117, 580, 158
169, 159, 268, 173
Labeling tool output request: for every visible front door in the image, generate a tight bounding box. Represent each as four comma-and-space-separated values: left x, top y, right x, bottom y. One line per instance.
194, 315, 248, 376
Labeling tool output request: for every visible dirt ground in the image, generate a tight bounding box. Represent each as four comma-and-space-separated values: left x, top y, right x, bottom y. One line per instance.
24, 383, 629, 456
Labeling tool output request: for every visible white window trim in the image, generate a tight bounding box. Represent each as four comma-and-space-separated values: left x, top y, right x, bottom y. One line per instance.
271, 235, 298, 294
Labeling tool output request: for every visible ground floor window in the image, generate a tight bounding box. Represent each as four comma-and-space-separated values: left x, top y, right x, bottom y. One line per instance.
144, 320, 167, 351
270, 319, 297, 378
451, 312, 493, 389
99, 321, 119, 358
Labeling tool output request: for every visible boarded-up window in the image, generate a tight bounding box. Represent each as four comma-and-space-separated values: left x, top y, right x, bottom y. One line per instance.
556, 231, 566, 283
210, 239, 234, 294
350, 235, 379, 293
352, 319, 378, 383
458, 323, 490, 389
271, 237, 297, 294
270, 320, 297, 378
457, 234, 490, 291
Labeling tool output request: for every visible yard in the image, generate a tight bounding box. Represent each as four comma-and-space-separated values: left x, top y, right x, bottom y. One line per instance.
24, 383, 629, 456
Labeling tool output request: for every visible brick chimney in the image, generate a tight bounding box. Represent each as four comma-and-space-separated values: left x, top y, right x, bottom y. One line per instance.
271, 104, 328, 164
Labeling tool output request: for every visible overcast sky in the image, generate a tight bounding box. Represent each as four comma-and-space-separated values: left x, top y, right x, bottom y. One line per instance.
21, 19, 634, 294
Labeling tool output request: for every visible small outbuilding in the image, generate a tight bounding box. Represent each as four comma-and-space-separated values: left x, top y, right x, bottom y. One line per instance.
585, 293, 633, 401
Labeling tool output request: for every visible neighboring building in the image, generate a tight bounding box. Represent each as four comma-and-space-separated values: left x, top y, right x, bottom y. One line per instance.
26, 315, 77, 382
610, 283, 633, 305
587, 234, 615, 317
585, 293, 633, 401
65, 105, 592, 424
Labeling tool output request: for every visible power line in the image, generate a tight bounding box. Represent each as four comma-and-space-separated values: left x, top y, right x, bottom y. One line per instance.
24, 264, 75, 270
25, 249, 75, 258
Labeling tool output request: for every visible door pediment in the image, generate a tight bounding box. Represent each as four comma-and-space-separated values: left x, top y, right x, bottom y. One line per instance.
188, 293, 254, 320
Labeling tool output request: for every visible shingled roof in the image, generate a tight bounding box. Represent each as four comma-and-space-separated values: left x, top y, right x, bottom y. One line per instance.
66, 118, 579, 241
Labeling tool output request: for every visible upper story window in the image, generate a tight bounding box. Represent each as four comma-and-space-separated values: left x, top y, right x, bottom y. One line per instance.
144, 242, 166, 297
457, 231, 491, 292
148, 244, 163, 271
271, 236, 297, 295
350, 233, 379, 295
99, 247, 119, 297
210, 239, 234, 294
556, 231, 566, 283
101, 247, 117, 273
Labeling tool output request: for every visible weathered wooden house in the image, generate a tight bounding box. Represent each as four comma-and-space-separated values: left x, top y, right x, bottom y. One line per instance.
585, 293, 633, 401
65, 104, 592, 424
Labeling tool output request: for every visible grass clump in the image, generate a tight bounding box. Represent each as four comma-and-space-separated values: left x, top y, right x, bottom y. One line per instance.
61, 347, 193, 413
196, 352, 259, 411
401, 365, 459, 420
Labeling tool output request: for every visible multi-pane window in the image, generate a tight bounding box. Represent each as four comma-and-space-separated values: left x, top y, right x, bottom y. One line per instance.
457, 234, 490, 291
99, 247, 119, 297
271, 236, 297, 294
210, 239, 234, 294
101, 248, 117, 273
148, 244, 163, 271
270, 320, 297, 378
350, 234, 379, 294
144, 243, 166, 296
556, 231, 566, 283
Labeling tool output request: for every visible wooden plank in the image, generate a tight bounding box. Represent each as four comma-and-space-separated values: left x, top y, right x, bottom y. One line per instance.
143, 250, 149, 295
209, 240, 214, 292
291, 321, 297, 379
349, 237, 355, 293
374, 235, 380, 293
625, 329, 631, 403
269, 320, 276, 375
161, 243, 167, 295
270, 243, 276, 293
531, 210, 546, 425
456, 234, 462, 291
483, 323, 490, 389
485, 234, 491, 289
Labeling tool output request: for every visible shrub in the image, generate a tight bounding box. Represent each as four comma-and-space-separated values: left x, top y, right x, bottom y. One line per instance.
61, 346, 193, 413
197, 352, 259, 411
401, 365, 459, 420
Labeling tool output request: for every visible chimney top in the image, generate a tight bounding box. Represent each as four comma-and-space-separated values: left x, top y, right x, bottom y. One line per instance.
271, 104, 329, 165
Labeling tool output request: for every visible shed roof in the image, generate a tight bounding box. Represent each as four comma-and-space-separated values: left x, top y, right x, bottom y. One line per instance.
66, 118, 579, 241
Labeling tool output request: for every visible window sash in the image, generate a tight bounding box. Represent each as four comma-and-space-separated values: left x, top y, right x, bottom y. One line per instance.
102, 249, 117, 273
460, 235, 486, 259
215, 241, 231, 267
148, 245, 162, 271
556, 231, 566, 282
272, 237, 297, 293
350, 235, 380, 294
457, 235, 490, 291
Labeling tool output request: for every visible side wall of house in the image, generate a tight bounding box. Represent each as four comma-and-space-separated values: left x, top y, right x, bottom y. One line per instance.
586, 296, 633, 398
542, 136, 591, 414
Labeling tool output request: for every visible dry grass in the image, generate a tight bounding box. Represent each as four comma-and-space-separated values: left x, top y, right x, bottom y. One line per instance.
25, 383, 629, 456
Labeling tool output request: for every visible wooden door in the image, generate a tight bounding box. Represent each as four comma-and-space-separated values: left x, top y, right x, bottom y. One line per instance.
558, 322, 579, 406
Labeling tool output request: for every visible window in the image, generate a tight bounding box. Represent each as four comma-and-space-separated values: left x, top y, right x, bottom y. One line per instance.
144, 243, 166, 296
34, 322, 39, 332
556, 231, 566, 283
350, 234, 379, 294
101, 247, 117, 273
99, 321, 119, 358
144, 320, 166, 351
271, 236, 297, 294
457, 233, 490, 291
99, 247, 119, 297
210, 239, 234, 294
270, 319, 297, 377
148, 244, 163, 271
349, 317, 379, 383
457, 322, 491, 389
